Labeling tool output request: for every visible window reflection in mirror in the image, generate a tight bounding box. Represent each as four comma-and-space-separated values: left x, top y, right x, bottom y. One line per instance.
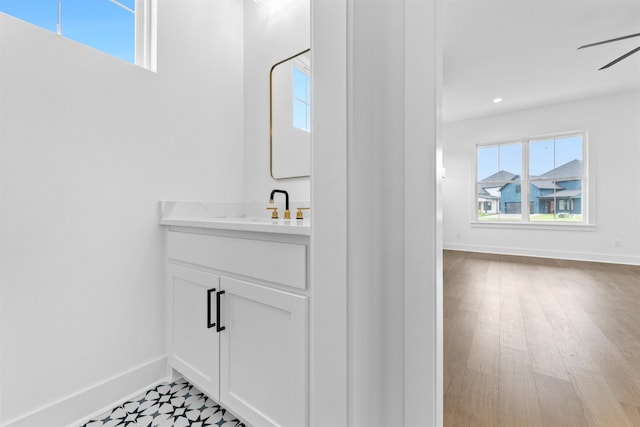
270, 49, 310, 179
292, 66, 311, 132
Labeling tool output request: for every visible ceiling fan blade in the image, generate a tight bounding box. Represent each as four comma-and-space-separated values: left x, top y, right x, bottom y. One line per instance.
578, 32, 640, 49
599, 45, 640, 70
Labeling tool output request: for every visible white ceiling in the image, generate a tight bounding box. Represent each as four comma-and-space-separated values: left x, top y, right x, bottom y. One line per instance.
442, 0, 640, 123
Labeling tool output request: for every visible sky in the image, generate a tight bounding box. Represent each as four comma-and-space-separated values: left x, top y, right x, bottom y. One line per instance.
0, 0, 135, 63
292, 67, 311, 132
478, 135, 583, 181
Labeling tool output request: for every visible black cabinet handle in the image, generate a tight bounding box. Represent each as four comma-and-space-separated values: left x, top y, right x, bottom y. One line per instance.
216, 290, 226, 332
207, 288, 216, 329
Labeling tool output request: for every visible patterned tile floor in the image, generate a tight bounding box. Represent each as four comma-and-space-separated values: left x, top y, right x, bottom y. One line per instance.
81, 378, 245, 427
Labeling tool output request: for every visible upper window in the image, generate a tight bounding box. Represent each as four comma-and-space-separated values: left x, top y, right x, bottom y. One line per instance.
476, 132, 586, 224
292, 66, 311, 132
0, 0, 155, 70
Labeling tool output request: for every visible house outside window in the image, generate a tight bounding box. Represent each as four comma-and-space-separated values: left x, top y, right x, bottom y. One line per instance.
476, 142, 522, 221
476, 132, 586, 223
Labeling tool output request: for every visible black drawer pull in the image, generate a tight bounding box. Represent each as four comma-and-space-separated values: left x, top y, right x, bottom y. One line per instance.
207, 288, 216, 328
216, 290, 226, 332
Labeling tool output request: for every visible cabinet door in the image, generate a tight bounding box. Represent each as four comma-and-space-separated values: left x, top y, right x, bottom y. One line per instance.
219, 277, 308, 427
168, 264, 220, 400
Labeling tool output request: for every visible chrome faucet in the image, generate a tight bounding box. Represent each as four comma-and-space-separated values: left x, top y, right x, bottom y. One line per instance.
268, 189, 290, 219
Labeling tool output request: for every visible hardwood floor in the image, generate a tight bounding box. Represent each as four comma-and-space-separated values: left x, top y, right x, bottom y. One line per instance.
444, 250, 640, 427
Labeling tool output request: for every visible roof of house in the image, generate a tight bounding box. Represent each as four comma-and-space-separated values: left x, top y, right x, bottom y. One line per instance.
479, 170, 518, 182
478, 182, 508, 198
477, 186, 501, 199
538, 189, 582, 199
530, 180, 561, 190
478, 171, 519, 195
478, 196, 499, 202
538, 159, 582, 180
477, 160, 582, 200
479, 160, 581, 185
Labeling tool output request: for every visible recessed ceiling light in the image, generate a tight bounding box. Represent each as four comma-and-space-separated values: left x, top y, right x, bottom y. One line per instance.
493, 97, 503, 104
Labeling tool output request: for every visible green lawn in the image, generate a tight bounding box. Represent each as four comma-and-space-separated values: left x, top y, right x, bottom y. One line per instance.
530, 214, 582, 222
477, 214, 521, 221
478, 213, 582, 222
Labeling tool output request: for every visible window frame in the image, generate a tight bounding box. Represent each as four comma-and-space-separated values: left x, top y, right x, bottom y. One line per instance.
473, 130, 590, 228
135, 0, 157, 71
1, 0, 156, 70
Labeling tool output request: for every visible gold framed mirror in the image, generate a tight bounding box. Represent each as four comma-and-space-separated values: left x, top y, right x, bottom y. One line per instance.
270, 49, 311, 179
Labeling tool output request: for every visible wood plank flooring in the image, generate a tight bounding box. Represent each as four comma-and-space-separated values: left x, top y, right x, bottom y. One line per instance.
444, 250, 640, 427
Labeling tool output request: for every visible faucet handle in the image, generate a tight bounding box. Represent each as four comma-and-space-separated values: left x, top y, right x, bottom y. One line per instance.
266, 207, 279, 219
296, 207, 311, 220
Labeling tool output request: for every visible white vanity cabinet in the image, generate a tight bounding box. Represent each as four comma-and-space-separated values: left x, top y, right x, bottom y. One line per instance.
165, 228, 309, 427
219, 276, 307, 427
168, 265, 221, 400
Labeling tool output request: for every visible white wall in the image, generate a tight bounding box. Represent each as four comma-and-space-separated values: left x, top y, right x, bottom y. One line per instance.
242, 0, 310, 204
310, 0, 441, 425
443, 90, 640, 265
0, 0, 244, 423
308, 0, 348, 424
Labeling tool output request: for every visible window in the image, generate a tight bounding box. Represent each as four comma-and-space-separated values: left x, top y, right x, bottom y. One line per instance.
0, 0, 155, 70
558, 200, 566, 211
476, 142, 522, 221
476, 132, 586, 223
292, 66, 311, 132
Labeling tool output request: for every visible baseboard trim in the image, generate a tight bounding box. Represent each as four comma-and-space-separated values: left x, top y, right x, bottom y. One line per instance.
443, 242, 640, 266
3, 355, 168, 427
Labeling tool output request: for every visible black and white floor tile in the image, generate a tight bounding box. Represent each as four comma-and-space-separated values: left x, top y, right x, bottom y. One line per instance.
81, 378, 245, 427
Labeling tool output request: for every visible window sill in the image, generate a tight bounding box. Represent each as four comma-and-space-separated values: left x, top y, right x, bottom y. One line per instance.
470, 221, 596, 232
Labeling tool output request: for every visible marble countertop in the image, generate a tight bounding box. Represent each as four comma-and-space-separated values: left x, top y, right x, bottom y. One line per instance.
159, 201, 311, 236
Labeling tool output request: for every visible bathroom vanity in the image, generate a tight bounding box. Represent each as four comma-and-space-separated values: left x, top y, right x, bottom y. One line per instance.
160, 202, 310, 427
